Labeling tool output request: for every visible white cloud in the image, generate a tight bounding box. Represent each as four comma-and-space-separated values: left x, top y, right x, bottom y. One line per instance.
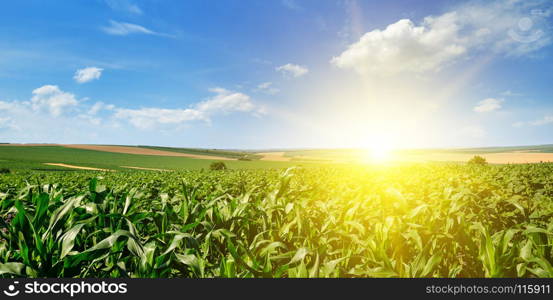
114, 108, 206, 129
104, 0, 142, 15
332, 0, 552, 76
30, 85, 78, 117
101, 20, 170, 37
276, 63, 309, 78
88, 101, 115, 115
255, 82, 280, 95
1, 85, 263, 138
74, 67, 103, 83
114, 88, 263, 129
0, 101, 15, 111
196, 88, 255, 113
0, 97, 118, 143
332, 16, 466, 76
473, 98, 504, 113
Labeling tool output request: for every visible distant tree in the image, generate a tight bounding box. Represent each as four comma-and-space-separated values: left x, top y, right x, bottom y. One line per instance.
0, 168, 10, 174
209, 161, 227, 171
468, 155, 487, 165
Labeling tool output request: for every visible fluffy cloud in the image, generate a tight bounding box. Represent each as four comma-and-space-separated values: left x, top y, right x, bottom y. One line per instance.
0, 86, 116, 136
114, 108, 206, 129
473, 98, 504, 113
74, 67, 103, 83
88, 101, 115, 115
0, 96, 117, 143
102, 20, 156, 36
30, 85, 78, 117
276, 64, 309, 77
332, 16, 466, 76
196, 88, 255, 113
114, 88, 263, 129
255, 82, 280, 95
332, 0, 552, 76
1, 85, 264, 137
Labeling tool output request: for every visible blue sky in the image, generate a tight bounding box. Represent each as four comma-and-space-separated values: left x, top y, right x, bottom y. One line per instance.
0, 0, 552, 149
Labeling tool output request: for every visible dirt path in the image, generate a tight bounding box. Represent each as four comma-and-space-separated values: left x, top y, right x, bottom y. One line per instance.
62, 145, 235, 160
44, 163, 113, 171
257, 152, 291, 161
120, 166, 171, 171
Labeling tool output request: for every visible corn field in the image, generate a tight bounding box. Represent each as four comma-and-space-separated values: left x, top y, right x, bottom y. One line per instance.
1, 163, 553, 278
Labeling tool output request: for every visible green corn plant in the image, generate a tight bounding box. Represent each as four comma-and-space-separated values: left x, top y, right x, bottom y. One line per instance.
0, 163, 551, 278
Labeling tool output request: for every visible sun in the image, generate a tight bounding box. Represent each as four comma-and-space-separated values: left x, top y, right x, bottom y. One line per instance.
368, 145, 391, 162
359, 135, 395, 164
362, 144, 393, 163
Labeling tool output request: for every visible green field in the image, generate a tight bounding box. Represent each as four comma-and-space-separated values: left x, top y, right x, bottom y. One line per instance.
138, 146, 262, 160
1, 144, 553, 278
2, 144, 552, 172
1, 163, 553, 277
0, 146, 312, 171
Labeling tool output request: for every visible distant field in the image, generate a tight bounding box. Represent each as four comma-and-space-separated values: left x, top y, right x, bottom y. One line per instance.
139, 145, 262, 160
399, 144, 553, 154
2, 144, 261, 160
2, 144, 553, 172
398, 152, 553, 164
266, 145, 553, 164
62, 144, 236, 160
0, 146, 316, 171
